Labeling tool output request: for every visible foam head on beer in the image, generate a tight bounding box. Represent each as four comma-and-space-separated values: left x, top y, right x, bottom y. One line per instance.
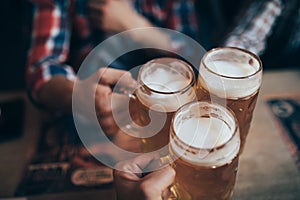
176, 117, 232, 149
142, 63, 190, 92
170, 102, 240, 167
136, 58, 196, 112
199, 48, 262, 99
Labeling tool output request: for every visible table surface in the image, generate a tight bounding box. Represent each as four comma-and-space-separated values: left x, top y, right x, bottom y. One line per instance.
1, 69, 300, 200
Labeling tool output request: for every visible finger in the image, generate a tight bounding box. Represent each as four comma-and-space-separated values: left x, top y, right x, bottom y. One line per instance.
98, 116, 119, 136
95, 85, 133, 134
114, 163, 141, 181
95, 91, 130, 117
132, 153, 161, 170
98, 68, 137, 88
111, 92, 132, 111
113, 168, 140, 200
142, 156, 172, 173
140, 166, 175, 197
114, 153, 160, 178
97, 108, 133, 134
95, 84, 113, 115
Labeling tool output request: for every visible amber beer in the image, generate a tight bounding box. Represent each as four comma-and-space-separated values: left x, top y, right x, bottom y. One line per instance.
169, 101, 240, 200
197, 47, 262, 152
129, 57, 196, 152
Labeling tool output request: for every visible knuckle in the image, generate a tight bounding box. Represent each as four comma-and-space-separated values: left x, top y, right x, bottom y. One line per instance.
139, 181, 150, 193
139, 181, 157, 198
98, 68, 108, 80
100, 106, 113, 115
114, 161, 127, 171
168, 167, 176, 181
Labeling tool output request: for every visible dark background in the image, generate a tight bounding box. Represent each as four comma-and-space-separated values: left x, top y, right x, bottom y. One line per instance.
0, 0, 32, 91
0, 0, 299, 92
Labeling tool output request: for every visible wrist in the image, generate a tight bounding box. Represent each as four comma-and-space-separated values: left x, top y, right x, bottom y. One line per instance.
38, 77, 74, 113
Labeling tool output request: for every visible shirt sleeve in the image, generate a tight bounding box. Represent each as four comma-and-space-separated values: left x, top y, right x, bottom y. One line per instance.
167, 0, 199, 40
26, 0, 76, 101
224, 0, 283, 55
134, 0, 199, 40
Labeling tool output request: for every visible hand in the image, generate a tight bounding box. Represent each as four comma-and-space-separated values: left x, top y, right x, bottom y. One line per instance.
88, 0, 149, 33
73, 67, 137, 137
114, 154, 175, 200
95, 68, 137, 136
87, 0, 174, 52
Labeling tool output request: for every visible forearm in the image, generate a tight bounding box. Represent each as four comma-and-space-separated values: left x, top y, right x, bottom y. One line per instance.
27, 0, 76, 113
125, 14, 174, 51
127, 0, 199, 52
88, 0, 174, 51
224, 0, 283, 55
37, 76, 74, 113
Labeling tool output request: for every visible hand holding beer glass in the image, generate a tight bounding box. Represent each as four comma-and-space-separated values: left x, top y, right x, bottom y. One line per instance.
119, 57, 197, 153
197, 47, 262, 152
168, 101, 240, 200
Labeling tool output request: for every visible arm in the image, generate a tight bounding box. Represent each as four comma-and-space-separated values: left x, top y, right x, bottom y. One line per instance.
26, 0, 76, 112
223, 0, 283, 55
27, 0, 139, 137
87, 0, 175, 51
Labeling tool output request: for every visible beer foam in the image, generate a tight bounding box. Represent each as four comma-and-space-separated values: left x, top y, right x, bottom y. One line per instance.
208, 60, 256, 77
171, 117, 240, 166
200, 60, 262, 99
137, 64, 196, 112
143, 66, 190, 92
176, 117, 232, 149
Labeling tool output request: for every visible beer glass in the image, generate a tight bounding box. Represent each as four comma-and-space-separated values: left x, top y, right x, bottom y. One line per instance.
169, 101, 240, 200
123, 57, 197, 153
197, 47, 262, 152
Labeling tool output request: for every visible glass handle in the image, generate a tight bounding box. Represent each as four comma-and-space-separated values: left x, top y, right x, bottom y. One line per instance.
166, 185, 179, 200
114, 85, 141, 133
167, 184, 191, 200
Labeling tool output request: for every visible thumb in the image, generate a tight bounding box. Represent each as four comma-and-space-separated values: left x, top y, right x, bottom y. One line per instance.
140, 166, 175, 199
98, 68, 137, 88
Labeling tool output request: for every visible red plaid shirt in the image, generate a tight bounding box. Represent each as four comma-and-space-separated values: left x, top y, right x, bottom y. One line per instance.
26, 0, 199, 100
27, 0, 299, 101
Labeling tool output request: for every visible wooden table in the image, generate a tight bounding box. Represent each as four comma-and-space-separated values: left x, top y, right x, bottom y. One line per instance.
1, 69, 300, 200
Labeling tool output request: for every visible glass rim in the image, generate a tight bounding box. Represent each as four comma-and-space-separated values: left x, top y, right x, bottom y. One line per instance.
201, 46, 263, 80
138, 57, 196, 95
170, 101, 239, 151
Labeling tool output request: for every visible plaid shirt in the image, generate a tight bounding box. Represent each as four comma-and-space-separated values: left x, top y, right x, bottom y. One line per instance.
27, 0, 300, 101
26, 0, 199, 100
224, 0, 283, 55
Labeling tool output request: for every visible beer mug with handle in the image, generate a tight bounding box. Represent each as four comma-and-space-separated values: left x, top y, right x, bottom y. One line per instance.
167, 101, 240, 200
197, 47, 262, 153
117, 57, 197, 153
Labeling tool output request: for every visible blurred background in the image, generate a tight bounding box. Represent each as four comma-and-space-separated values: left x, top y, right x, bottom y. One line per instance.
0, 0, 299, 92
1, 0, 32, 92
